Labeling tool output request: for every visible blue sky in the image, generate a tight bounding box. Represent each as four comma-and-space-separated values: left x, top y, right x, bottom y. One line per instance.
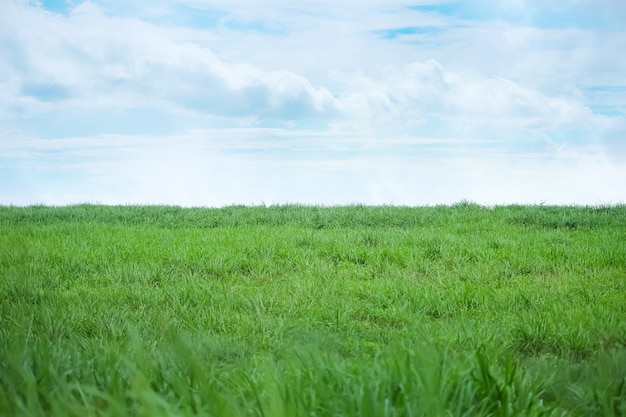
1, 0, 625, 206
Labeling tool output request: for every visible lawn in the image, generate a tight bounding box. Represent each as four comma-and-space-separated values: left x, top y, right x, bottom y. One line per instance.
1, 203, 625, 416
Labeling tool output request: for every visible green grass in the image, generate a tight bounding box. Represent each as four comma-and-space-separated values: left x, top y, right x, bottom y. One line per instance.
1, 203, 625, 416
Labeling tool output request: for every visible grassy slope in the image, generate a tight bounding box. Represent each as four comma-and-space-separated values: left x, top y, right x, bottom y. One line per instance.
1, 204, 625, 416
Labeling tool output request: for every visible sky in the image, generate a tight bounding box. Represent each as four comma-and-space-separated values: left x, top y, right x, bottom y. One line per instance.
1, 0, 625, 206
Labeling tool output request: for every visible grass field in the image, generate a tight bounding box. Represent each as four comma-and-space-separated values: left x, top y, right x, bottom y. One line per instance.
1, 203, 625, 416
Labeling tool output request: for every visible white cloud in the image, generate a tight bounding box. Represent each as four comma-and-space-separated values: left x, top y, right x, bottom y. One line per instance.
337, 59, 611, 138
1, 0, 625, 206
2, 0, 621, 129
0, 1, 340, 122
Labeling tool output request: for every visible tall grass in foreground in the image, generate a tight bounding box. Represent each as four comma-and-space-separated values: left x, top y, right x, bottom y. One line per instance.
1, 204, 625, 416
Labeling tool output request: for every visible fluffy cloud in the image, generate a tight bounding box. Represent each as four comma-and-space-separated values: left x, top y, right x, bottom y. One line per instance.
0, 1, 340, 122
1, 0, 625, 206
337, 59, 610, 138
1, 0, 621, 133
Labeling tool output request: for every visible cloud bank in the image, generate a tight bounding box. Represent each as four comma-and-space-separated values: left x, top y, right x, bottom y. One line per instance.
1, 0, 624, 205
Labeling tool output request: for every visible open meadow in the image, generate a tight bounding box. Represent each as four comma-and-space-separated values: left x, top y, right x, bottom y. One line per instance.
1, 204, 625, 416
